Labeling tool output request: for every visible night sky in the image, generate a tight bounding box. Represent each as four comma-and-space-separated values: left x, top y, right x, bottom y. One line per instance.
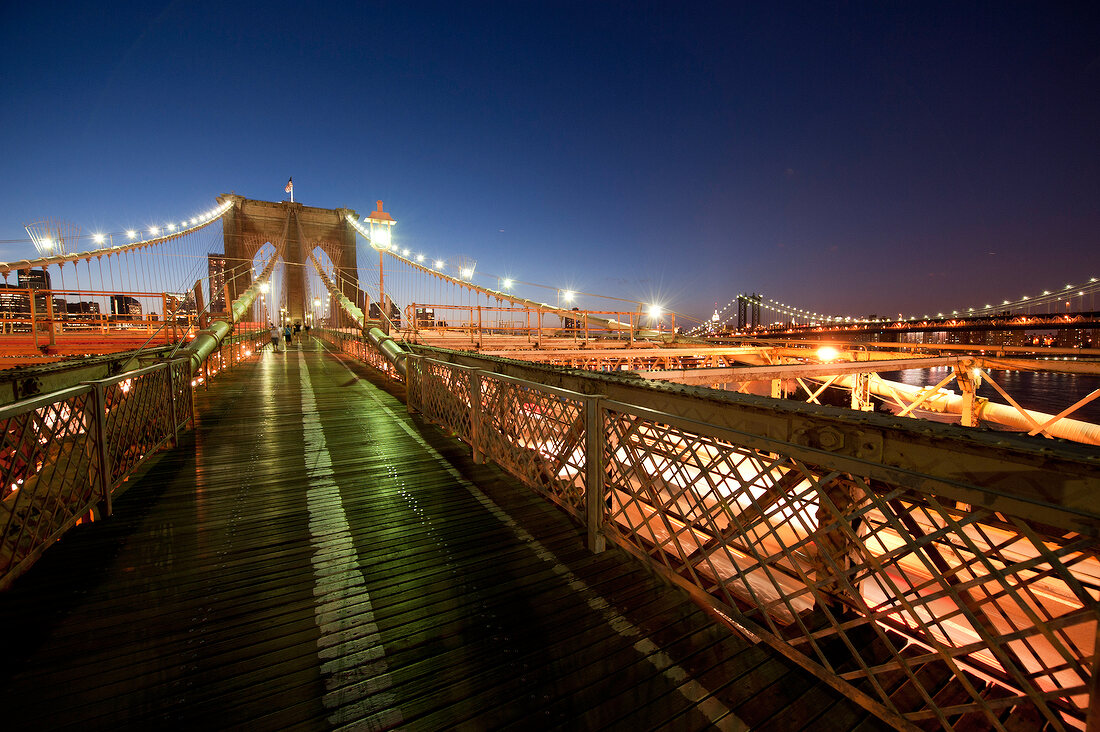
2, 1, 1098, 323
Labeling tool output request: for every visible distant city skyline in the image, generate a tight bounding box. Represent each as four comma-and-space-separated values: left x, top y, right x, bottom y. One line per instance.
2, 1, 1097, 323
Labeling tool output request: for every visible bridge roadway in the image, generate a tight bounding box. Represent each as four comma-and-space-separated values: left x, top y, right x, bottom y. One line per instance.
0, 339, 890, 731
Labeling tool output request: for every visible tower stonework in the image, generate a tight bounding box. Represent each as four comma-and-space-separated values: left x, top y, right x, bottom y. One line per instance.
217, 194, 359, 326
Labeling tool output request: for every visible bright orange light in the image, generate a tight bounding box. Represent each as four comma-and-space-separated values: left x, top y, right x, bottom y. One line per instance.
817, 346, 840, 362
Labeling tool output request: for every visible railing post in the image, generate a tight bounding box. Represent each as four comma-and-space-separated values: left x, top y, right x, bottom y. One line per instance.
29, 289, 38, 350
163, 293, 172, 345
406, 354, 420, 415
88, 382, 113, 517
584, 395, 606, 553
469, 369, 483, 463
45, 290, 57, 346
165, 362, 179, 448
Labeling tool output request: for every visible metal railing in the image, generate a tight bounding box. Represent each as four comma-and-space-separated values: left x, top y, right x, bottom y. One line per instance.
333, 329, 1099, 732
0, 288, 208, 342
0, 328, 267, 590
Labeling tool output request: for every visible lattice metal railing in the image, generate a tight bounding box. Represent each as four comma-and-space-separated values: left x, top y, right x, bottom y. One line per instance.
478, 372, 587, 516
0, 386, 101, 585
0, 327, 267, 590
412, 354, 589, 516
598, 400, 1097, 731
417, 359, 474, 446
395, 347, 1100, 731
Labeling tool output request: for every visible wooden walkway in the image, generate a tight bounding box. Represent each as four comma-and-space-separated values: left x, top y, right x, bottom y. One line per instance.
0, 339, 892, 731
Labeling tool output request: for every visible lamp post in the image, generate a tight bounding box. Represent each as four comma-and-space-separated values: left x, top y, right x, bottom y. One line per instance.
366, 201, 396, 330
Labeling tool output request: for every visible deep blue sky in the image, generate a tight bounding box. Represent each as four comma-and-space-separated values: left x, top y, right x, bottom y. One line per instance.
2, 1, 1098, 323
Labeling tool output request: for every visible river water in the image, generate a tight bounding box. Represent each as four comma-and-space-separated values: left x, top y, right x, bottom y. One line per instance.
877, 367, 1100, 425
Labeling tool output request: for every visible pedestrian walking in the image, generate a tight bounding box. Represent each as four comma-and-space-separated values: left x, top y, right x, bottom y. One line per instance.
268, 322, 280, 352
304, 324, 311, 339
284, 324, 293, 348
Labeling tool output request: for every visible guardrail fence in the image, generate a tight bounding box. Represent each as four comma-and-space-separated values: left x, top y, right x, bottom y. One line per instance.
379, 337, 1097, 732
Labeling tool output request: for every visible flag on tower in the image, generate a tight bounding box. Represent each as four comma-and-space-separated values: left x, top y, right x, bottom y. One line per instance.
285, 177, 293, 193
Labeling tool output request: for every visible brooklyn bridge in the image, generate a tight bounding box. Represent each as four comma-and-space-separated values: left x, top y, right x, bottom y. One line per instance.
1, 196, 1097, 732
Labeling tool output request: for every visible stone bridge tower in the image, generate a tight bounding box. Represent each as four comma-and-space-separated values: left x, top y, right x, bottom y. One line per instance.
217, 194, 360, 326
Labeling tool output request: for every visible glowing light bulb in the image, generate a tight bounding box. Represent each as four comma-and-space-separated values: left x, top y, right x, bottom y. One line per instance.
149, 227, 159, 235
817, 346, 840, 362
502, 278, 513, 289
416, 254, 425, 262
562, 290, 574, 302
434, 260, 444, 269
41, 237, 53, 248
127, 230, 137, 239
402, 248, 410, 256
93, 233, 105, 244
648, 304, 662, 318
167, 223, 176, 231
461, 268, 474, 278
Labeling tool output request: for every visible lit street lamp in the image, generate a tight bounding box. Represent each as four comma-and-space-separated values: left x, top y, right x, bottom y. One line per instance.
366, 201, 396, 331
648, 304, 663, 333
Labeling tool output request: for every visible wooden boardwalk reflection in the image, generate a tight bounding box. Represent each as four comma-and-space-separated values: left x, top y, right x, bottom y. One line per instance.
0, 339, 890, 731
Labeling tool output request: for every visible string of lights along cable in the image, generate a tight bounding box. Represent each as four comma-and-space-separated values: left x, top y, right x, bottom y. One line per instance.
8, 197, 1096, 336
699, 276, 1100, 334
